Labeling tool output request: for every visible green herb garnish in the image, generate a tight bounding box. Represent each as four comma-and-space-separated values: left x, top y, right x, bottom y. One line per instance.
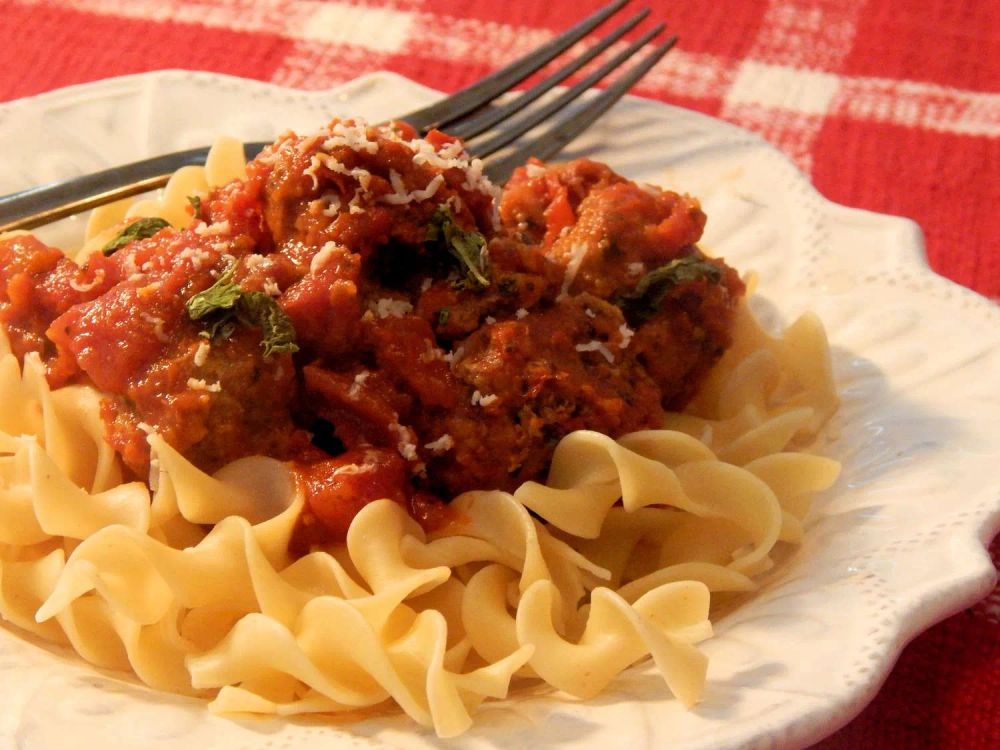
616, 256, 724, 324
437, 308, 451, 327
102, 217, 170, 256
186, 264, 299, 357
239, 291, 300, 357
187, 195, 203, 220
426, 206, 490, 288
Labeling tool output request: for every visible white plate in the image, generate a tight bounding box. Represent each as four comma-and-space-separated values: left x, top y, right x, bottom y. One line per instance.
1, 71, 997, 750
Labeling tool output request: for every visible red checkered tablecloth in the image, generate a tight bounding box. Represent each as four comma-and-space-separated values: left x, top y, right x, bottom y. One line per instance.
0, 1, 997, 747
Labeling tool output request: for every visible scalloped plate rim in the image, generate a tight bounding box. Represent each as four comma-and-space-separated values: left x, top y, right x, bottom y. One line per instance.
0, 69, 997, 750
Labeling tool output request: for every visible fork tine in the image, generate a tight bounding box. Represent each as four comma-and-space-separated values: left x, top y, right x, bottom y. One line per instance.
446, 8, 650, 141
0, 2, 668, 234
470, 23, 666, 159
403, 0, 631, 132
483, 35, 678, 183
0, 148, 217, 233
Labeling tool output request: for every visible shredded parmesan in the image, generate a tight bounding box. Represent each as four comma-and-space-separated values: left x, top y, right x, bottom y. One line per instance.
575, 340, 615, 363
178, 245, 213, 271
193, 341, 211, 367
321, 193, 342, 217
420, 343, 445, 363
310, 241, 340, 275
187, 378, 222, 393
389, 422, 419, 462
263, 279, 281, 297
374, 298, 413, 319
381, 172, 445, 205
442, 346, 465, 366
471, 390, 499, 407
424, 434, 454, 454
559, 242, 589, 299
194, 220, 230, 237
69, 268, 105, 293
515, 307, 529, 320
291, 118, 503, 227
332, 463, 371, 476
322, 121, 379, 155
347, 370, 370, 399
525, 162, 547, 178
140, 313, 169, 343
122, 254, 139, 278
303, 154, 322, 189
627, 262, 645, 277
618, 323, 635, 349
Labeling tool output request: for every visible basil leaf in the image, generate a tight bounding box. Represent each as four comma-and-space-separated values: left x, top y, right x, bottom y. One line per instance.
237, 291, 300, 357
186, 263, 299, 357
187, 195, 202, 220
617, 256, 724, 323
426, 206, 489, 288
186, 263, 241, 320
102, 217, 170, 256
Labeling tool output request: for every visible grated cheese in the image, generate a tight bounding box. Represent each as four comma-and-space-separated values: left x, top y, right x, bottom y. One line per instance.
332, 463, 374, 477
310, 241, 341, 275
122, 254, 139, 278
618, 323, 635, 349
321, 193, 342, 217
194, 220, 230, 236
140, 313, 169, 343
187, 378, 222, 393
389, 421, 419, 462
559, 241, 589, 299
442, 346, 464, 366
424, 434, 454, 454
263, 279, 281, 297
293, 118, 502, 226
385, 172, 445, 205
193, 341, 211, 367
525, 162, 547, 178
69, 268, 105, 293
575, 340, 615, 363
322, 121, 379, 155
471, 390, 499, 407
515, 307, 529, 320
303, 154, 323, 189
178, 245, 212, 271
347, 370, 370, 399
374, 298, 413, 319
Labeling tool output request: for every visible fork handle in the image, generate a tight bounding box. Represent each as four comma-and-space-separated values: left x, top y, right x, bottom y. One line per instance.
0, 142, 270, 233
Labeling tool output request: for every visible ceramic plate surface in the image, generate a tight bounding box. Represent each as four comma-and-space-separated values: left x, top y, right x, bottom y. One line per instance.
0, 71, 997, 750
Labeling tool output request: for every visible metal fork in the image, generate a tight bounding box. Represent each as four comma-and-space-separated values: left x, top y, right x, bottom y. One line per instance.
0, 0, 676, 234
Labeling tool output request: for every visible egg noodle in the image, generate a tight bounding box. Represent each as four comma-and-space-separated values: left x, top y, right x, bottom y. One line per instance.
0, 139, 839, 737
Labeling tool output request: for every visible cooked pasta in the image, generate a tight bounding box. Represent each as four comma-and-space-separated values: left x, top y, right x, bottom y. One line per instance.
0, 128, 840, 736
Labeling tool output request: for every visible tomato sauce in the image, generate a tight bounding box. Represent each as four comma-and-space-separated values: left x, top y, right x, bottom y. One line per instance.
0, 119, 744, 555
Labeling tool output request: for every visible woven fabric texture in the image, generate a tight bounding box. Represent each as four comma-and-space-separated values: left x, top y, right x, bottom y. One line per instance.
0, 1, 997, 747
